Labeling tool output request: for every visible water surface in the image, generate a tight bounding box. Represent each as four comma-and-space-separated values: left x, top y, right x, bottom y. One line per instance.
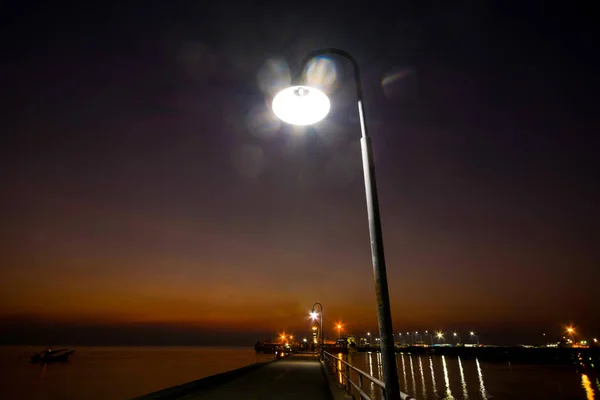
338, 351, 599, 399
0, 346, 274, 399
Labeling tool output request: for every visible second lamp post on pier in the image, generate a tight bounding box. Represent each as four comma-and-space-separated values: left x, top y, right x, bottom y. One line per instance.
310, 303, 324, 359
271, 48, 401, 400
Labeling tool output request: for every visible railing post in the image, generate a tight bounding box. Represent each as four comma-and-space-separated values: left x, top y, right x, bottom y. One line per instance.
345, 363, 351, 394
381, 385, 386, 400
358, 373, 363, 391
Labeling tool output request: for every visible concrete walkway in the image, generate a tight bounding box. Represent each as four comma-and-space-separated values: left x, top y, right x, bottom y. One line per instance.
181, 354, 333, 400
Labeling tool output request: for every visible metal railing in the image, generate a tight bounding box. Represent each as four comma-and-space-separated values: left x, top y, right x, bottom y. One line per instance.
323, 351, 415, 400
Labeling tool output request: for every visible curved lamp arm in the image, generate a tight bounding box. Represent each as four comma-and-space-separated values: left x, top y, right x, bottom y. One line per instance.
298, 48, 369, 140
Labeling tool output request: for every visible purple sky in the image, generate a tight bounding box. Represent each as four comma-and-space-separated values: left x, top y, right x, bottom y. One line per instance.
0, 1, 598, 345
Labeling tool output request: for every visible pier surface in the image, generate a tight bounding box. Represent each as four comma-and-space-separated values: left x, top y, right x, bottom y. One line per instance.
136, 354, 334, 400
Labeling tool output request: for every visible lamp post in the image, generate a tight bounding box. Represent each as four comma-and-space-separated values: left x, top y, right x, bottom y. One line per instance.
310, 303, 324, 359
453, 332, 461, 345
270, 48, 401, 400
470, 331, 479, 346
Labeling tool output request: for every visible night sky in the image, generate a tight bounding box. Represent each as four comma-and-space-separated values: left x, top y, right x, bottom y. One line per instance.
1, 1, 598, 345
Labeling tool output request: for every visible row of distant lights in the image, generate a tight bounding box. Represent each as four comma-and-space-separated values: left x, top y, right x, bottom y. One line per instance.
365, 331, 475, 338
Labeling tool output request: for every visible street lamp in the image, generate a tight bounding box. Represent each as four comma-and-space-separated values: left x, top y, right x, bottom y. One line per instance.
453, 332, 461, 345
437, 332, 444, 343
337, 323, 343, 338
425, 330, 433, 345
566, 326, 575, 343
310, 303, 324, 359
470, 331, 479, 346
270, 48, 400, 399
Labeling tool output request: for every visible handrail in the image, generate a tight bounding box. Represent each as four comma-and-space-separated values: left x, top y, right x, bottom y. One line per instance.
322, 351, 415, 400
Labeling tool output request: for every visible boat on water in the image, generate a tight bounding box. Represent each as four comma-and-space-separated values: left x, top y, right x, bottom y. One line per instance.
31, 348, 75, 363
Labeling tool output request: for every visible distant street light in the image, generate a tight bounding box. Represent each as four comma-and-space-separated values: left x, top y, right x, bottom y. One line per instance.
337, 323, 343, 338
453, 332, 461, 345
566, 327, 575, 343
437, 332, 444, 343
470, 331, 479, 346
270, 48, 400, 400
310, 303, 324, 359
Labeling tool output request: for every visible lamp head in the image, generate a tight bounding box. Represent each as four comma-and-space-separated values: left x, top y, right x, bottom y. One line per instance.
272, 85, 330, 125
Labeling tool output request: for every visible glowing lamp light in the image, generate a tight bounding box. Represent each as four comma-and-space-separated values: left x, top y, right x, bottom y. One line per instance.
272, 86, 330, 125
310, 311, 318, 320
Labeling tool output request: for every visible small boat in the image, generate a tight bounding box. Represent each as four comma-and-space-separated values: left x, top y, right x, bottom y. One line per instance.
31, 348, 75, 363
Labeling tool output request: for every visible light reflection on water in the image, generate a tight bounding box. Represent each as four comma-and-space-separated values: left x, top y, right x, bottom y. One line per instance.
430, 356, 438, 398
582, 374, 595, 399
442, 355, 454, 399
368, 352, 375, 398
418, 355, 427, 400
341, 352, 599, 400
458, 356, 468, 399
337, 353, 343, 384
408, 354, 415, 395
401, 353, 407, 392
475, 358, 487, 400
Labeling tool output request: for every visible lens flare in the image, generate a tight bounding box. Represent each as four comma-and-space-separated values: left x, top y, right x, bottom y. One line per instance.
305, 56, 338, 93
257, 57, 291, 95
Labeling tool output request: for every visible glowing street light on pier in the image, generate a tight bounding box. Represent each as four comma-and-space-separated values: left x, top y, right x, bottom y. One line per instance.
270, 49, 400, 398
310, 303, 324, 359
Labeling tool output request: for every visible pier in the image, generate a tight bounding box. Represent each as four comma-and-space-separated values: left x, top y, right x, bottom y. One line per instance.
134, 352, 414, 400
134, 345, 599, 399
